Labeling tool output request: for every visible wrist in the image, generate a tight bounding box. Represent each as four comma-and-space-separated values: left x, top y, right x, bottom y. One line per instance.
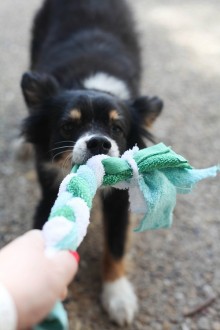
0, 282, 18, 330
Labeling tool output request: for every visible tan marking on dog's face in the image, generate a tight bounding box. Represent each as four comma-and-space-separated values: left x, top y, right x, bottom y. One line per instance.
69, 108, 81, 121
109, 110, 119, 121
102, 247, 125, 281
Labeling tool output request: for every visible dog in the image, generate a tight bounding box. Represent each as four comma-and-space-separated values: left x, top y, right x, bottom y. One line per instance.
21, 0, 163, 325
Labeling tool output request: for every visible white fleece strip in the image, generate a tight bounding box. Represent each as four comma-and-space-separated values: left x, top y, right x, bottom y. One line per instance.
113, 146, 139, 190
122, 146, 139, 179
67, 197, 90, 246
58, 173, 76, 196
122, 146, 147, 214
86, 155, 109, 187
43, 216, 74, 250
0, 283, 17, 330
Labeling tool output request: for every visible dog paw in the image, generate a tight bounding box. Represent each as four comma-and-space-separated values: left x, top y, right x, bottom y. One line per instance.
101, 276, 138, 326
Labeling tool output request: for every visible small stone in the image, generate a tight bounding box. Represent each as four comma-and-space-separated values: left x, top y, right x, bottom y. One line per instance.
174, 291, 185, 301
197, 316, 210, 330
25, 170, 37, 181
202, 284, 216, 298
164, 279, 171, 287
163, 321, 171, 330
134, 320, 146, 330
73, 319, 82, 330
150, 322, 162, 330
212, 322, 220, 330
181, 324, 190, 330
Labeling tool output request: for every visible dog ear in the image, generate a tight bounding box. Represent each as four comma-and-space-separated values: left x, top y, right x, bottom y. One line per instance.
22, 112, 49, 145
21, 71, 59, 109
130, 96, 163, 127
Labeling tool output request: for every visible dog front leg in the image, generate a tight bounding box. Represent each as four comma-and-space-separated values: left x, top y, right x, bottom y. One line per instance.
33, 189, 58, 229
101, 189, 138, 326
33, 164, 60, 229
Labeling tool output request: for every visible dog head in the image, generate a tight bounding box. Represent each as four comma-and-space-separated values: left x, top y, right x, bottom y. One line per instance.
21, 72, 163, 169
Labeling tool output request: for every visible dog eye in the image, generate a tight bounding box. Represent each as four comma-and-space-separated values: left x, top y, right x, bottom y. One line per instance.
111, 124, 123, 135
60, 123, 74, 138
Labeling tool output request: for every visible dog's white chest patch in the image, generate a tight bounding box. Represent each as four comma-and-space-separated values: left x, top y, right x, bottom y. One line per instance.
83, 72, 130, 99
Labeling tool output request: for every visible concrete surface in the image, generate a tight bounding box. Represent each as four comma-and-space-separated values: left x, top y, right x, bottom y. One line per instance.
0, 0, 220, 329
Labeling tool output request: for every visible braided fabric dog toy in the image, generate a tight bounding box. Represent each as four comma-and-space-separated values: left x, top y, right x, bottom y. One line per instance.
35, 143, 219, 330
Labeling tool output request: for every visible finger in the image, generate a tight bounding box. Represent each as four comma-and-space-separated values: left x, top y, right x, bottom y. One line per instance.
22, 229, 43, 241
51, 250, 79, 285
20, 230, 45, 250
3, 230, 44, 253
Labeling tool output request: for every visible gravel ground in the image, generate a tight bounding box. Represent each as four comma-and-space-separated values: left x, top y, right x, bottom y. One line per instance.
0, 0, 220, 329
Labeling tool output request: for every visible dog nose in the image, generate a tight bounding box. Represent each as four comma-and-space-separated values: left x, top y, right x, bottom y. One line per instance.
87, 136, 111, 155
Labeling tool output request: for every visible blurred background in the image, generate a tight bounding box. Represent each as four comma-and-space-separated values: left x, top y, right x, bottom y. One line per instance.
0, 0, 220, 329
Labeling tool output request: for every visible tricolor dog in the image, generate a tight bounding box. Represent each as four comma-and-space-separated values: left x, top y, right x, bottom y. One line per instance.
21, 0, 163, 325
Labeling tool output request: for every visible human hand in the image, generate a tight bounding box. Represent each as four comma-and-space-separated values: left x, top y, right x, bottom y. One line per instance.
0, 230, 78, 329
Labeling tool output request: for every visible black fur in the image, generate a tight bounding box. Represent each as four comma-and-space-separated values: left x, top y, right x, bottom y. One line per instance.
30, 0, 141, 95
21, 0, 163, 266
